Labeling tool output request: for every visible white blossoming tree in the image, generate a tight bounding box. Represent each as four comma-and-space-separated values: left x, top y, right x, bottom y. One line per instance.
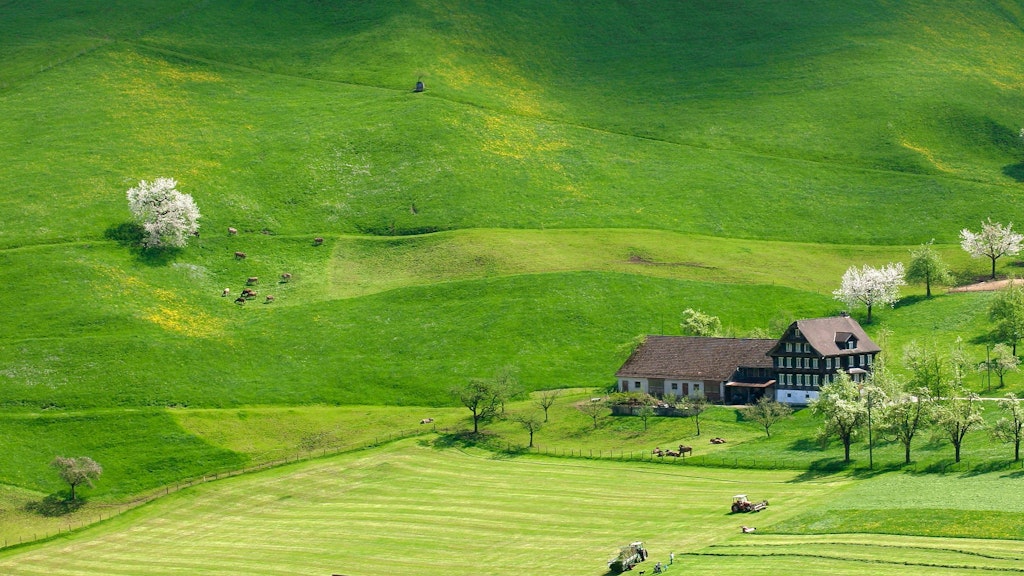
960, 219, 1023, 279
832, 262, 906, 322
126, 178, 201, 248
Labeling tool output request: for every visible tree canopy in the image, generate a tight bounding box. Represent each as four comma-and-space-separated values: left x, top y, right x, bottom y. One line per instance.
832, 263, 905, 322
905, 240, 951, 298
960, 219, 1023, 279
51, 456, 102, 501
126, 177, 201, 249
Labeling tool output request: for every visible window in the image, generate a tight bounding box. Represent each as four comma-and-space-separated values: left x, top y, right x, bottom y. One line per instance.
867, 355, 873, 366
634, 381, 641, 389
796, 374, 803, 386
786, 357, 793, 368
812, 358, 819, 369
813, 375, 819, 386
785, 343, 792, 352
794, 328, 801, 338
787, 393, 792, 398
694, 384, 701, 391
804, 343, 810, 353
671, 383, 678, 390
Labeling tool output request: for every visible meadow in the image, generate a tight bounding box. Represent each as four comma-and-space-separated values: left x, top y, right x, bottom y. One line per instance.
1, 438, 1021, 576
3, 0, 1024, 570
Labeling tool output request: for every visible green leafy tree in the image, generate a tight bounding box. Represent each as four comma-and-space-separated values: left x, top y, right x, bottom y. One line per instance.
983, 343, 1021, 387
903, 340, 946, 399
933, 391, 985, 463
811, 371, 866, 462
452, 377, 511, 434
51, 456, 102, 501
878, 388, 931, 464
680, 308, 721, 336
739, 396, 793, 438
991, 393, 1024, 461
989, 282, 1024, 355
637, 404, 655, 431
905, 240, 951, 298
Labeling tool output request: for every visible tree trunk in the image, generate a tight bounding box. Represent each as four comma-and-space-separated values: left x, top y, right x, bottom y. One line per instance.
529, 430, 534, 448
925, 279, 932, 298
954, 442, 961, 463
905, 442, 911, 464
1015, 438, 1020, 462
472, 408, 479, 434
70, 483, 76, 501
991, 256, 998, 279
866, 304, 873, 323
843, 439, 851, 462
695, 415, 701, 436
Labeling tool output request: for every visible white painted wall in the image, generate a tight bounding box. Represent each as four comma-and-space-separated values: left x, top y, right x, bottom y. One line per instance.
776, 389, 819, 405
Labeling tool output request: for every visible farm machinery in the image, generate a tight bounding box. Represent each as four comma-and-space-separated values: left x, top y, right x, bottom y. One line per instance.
607, 541, 647, 573
731, 494, 768, 513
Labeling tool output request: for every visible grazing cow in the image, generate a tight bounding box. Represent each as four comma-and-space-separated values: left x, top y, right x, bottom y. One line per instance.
264, 295, 275, 303
419, 418, 434, 424
228, 227, 238, 235
665, 450, 681, 457
234, 297, 246, 305
234, 251, 246, 259
678, 445, 693, 457
246, 276, 259, 285
221, 288, 230, 297
313, 237, 324, 246
281, 273, 292, 282
741, 526, 756, 533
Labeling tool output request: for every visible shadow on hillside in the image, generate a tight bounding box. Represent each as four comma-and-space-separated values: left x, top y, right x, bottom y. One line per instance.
787, 458, 848, 482
787, 438, 821, 452
427, 431, 523, 456
1003, 162, 1024, 182
24, 493, 84, 517
958, 460, 1022, 477
103, 222, 182, 266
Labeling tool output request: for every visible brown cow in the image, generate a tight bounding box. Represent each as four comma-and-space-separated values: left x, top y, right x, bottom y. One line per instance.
678, 445, 693, 457
234, 297, 246, 305
234, 251, 246, 259
221, 288, 230, 297
246, 277, 259, 285
228, 227, 238, 235
313, 237, 324, 246
264, 295, 275, 303
280, 273, 292, 282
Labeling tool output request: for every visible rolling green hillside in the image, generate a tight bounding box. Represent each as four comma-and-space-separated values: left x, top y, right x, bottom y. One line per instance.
3, 0, 1024, 507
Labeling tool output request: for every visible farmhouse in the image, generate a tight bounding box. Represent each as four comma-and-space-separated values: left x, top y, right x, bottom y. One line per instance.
615, 336, 776, 404
615, 315, 880, 405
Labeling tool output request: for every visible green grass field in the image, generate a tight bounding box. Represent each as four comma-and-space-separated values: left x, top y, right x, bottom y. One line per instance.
1, 439, 1021, 575
5, 0, 1024, 568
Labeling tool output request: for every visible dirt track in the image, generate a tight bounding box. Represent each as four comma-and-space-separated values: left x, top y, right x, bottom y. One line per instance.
947, 279, 1022, 293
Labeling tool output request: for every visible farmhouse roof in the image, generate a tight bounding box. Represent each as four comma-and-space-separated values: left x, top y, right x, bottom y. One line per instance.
616, 336, 776, 381
785, 316, 881, 357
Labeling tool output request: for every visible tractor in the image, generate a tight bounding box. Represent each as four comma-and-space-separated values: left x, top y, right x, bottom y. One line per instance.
731, 494, 769, 513
607, 541, 646, 573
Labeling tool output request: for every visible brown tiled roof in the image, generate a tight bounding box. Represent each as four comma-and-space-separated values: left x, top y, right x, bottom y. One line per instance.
793, 316, 881, 357
616, 336, 776, 381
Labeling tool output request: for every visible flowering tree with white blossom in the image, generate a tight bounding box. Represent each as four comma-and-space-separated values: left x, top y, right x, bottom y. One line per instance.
126, 177, 201, 248
960, 219, 1023, 279
833, 262, 906, 322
